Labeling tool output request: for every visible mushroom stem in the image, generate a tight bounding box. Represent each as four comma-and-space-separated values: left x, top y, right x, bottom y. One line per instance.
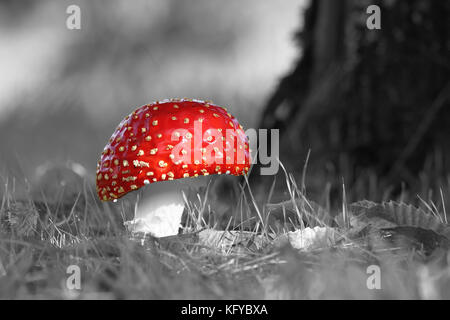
124, 176, 211, 237
124, 180, 185, 237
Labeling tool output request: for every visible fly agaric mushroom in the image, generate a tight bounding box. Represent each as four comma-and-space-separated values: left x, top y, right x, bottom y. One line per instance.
96, 99, 250, 237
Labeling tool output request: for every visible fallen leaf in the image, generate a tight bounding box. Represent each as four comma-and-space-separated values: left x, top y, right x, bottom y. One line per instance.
288, 226, 335, 250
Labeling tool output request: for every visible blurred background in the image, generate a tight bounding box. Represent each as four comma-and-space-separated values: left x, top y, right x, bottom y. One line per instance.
0, 0, 302, 178
1, 0, 450, 207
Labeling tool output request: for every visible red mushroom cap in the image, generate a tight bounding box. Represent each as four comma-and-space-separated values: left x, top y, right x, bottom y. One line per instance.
96, 99, 251, 201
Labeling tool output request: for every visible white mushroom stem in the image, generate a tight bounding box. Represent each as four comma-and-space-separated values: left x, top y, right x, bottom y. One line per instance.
124, 176, 210, 237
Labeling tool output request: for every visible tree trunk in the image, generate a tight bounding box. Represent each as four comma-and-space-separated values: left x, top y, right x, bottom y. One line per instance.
252, 0, 450, 200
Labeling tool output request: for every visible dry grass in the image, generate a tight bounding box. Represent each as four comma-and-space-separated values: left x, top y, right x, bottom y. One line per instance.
1, 161, 450, 300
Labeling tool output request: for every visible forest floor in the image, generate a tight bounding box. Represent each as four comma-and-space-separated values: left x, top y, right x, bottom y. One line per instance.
1, 166, 450, 300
